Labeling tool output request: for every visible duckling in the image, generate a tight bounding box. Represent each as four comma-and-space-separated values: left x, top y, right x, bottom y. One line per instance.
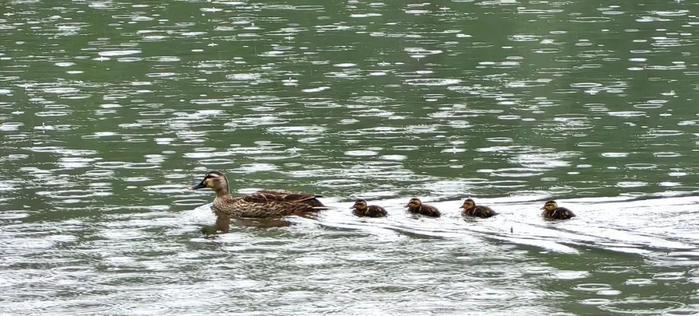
191, 171, 325, 233
541, 200, 575, 220
460, 198, 497, 218
405, 197, 441, 217
351, 199, 387, 218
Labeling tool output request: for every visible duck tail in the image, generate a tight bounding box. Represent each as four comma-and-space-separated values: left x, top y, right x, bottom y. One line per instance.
295, 195, 325, 207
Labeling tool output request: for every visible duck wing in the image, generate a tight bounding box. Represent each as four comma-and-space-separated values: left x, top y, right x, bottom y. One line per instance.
244, 190, 325, 207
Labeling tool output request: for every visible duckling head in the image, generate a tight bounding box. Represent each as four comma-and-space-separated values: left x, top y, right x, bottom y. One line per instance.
460, 198, 475, 211
542, 200, 558, 211
351, 199, 368, 212
191, 171, 230, 193
405, 198, 422, 209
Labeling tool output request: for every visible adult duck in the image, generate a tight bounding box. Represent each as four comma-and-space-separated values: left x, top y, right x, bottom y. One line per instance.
191, 171, 324, 232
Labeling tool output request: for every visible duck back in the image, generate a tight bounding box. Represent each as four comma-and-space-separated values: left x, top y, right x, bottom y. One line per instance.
354, 205, 387, 217
543, 207, 575, 220
408, 204, 440, 217
464, 205, 497, 218
244, 190, 324, 207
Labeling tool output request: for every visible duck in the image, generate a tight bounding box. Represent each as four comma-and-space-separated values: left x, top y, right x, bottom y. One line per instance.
541, 200, 575, 220
405, 197, 441, 217
460, 198, 497, 218
350, 199, 387, 218
191, 171, 325, 233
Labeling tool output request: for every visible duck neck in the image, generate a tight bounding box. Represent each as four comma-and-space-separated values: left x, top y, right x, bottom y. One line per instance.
215, 213, 230, 233
215, 188, 230, 198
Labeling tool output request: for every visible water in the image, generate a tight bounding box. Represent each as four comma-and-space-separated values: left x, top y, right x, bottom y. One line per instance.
1, 0, 698, 314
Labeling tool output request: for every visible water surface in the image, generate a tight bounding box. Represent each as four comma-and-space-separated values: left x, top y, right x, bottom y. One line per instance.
1, 0, 698, 314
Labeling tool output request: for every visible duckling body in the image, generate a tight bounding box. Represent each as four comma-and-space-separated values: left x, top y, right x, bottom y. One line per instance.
541, 200, 575, 220
405, 198, 441, 217
192, 171, 324, 233
460, 198, 497, 218
351, 199, 387, 218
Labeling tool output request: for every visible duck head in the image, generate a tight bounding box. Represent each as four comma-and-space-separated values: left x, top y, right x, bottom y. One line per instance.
351, 199, 368, 212
191, 171, 230, 194
405, 198, 422, 209
460, 198, 475, 211
542, 200, 558, 211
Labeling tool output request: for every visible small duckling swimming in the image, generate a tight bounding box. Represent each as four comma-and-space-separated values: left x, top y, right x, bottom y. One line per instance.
460, 198, 497, 218
541, 200, 575, 220
351, 199, 387, 218
191, 171, 325, 233
405, 198, 441, 217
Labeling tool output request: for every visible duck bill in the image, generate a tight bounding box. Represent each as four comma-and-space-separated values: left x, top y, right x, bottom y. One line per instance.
191, 181, 206, 190
459, 205, 464, 208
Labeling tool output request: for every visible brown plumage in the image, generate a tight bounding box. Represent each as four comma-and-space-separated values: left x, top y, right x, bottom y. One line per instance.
460, 198, 497, 218
405, 198, 440, 217
351, 199, 387, 218
191, 171, 324, 233
541, 200, 575, 220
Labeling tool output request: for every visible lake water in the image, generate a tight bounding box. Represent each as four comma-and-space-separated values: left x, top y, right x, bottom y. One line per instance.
1, 0, 698, 314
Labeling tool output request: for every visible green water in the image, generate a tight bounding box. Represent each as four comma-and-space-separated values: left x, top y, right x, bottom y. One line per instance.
1, 0, 697, 314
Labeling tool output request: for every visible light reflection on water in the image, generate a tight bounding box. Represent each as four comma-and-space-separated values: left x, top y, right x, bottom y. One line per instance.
1, 0, 698, 314
1, 195, 698, 314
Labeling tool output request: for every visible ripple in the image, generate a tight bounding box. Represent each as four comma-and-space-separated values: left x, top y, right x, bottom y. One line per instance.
267, 126, 327, 135
597, 289, 622, 296
490, 168, 543, 178
608, 111, 646, 117
124, 162, 160, 169
315, 179, 362, 189
646, 129, 684, 137
380, 155, 406, 161
577, 142, 603, 147
302, 86, 330, 93
345, 150, 378, 157
615, 181, 647, 188
226, 73, 262, 81
0, 122, 23, 131
234, 163, 278, 173
58, 157, 101, 169
573, 283, 612, 292
652, 272, 686, 281
94, 161, 130, 169
625, 163, 656, 170
624, 278, 655, 286
172, 199, 209, 206
601, 152, 628, 158
145, 184, 189, 194
0, 210, 29, 220
197, 158, 236, 166
36, 189, 106, 199
570, 82, 602, 88
600, 300, 685, 314
98, 49, 142, 57
580, 298, 612, 305
404, 78, 461, 86
43, 87, 80, 94
486, 137, 513, 143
